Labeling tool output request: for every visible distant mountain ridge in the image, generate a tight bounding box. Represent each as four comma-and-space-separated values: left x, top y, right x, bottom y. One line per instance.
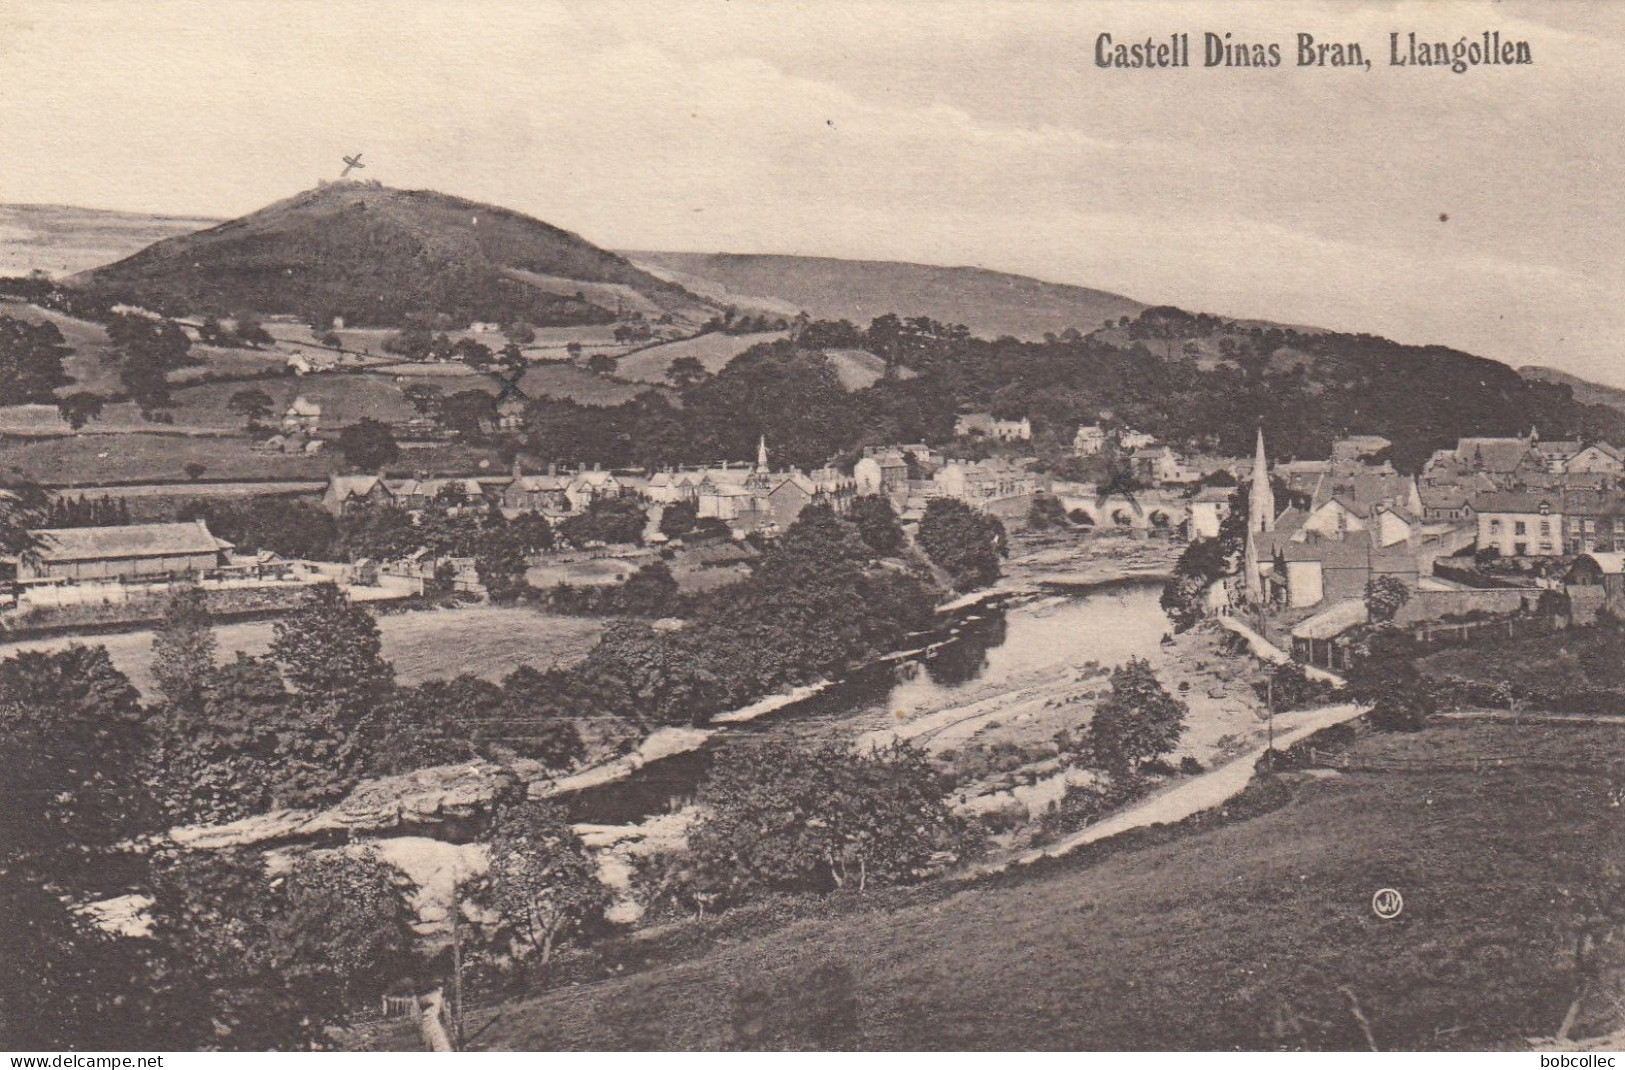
1519, 366, 1625, 415
0, 203, 219, 279
627, 251, 1149, 341
68, 183, 713, 328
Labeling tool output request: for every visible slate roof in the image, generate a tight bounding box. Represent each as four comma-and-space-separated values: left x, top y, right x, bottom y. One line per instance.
1291, 599, 1369, 640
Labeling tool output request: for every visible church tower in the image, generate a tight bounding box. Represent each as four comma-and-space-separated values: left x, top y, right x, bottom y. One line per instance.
757, 435, 769, 472
1249, 427, 1275, 534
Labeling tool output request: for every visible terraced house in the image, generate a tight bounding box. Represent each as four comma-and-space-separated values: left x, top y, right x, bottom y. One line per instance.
1473, 491, 1562, 557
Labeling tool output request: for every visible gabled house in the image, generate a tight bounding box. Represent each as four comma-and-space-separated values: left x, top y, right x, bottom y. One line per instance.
1568, 442, 1624, 476
502, 473, 571, 515
1073, 424, 1108, 456
565, 468, 621, 512
322, 474, 394, 516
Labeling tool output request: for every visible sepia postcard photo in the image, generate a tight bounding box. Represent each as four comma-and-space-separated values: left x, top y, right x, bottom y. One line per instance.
0, 0, 1622, 1055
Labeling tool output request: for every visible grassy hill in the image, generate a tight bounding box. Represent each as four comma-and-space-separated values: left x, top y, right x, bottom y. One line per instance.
363, 720, 1620, 1051
1519, 366, 1625, 416
0, 203, 216, 279
614, 331, 789, 385
71, 183, 715, 328
627, 252, 1148, 342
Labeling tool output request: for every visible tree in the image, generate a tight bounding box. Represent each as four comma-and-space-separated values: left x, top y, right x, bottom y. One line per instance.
155, 652, 287, 825
337, 418, 399, 471
1027, 493, 1070, 531
586, 352, 617, 377
453, 337, 493, 369
559, 496, 647, 547
475, 532, 531, 603
1089, 658, 1188, 774
227, 387, 275, 429
55, 391, 103, 430
848, 494, 904, 556
502, 511, 552, 554
268, 584, 395, 804
0, 480, 47, 557
658, 499, 699, 539
0, 314, 72, 405
469, 801, 608, 974
271, 850, 418, 1013
382, 325, 432, 360
504, 321, 536, 345
151, 586, 217, 714
233, 313, 273, 348
1345, 629, 1434, 732
685, 739, 962, 903
665, 355, 708, 389
401, 382, 443, 419
0, 645, 151, 860
496, 665, 587, 769
439, 389, 498, 435
917, 497, 1006, 591
1365, 575, 1412, 624
144, 847, 413, 1050
198, 315, 229, 346
0, 867, 148, 1050
184, 461, 208, 481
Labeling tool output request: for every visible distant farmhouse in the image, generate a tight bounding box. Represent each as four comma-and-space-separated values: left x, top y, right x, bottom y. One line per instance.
955, 412, 1031, 442
282, 396, 322, 434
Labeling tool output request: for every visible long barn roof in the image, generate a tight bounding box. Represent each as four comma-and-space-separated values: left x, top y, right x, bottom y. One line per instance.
29, 521, 232, 562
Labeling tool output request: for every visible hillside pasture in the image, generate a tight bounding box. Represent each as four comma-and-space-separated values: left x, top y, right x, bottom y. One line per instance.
0, 432, 327, 485
614, 331, 786, 385
516, 362, 653, 406
822, 347, 910, 390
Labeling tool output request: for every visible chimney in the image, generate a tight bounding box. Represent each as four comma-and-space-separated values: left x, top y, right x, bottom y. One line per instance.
548, 462, 557, 477
512, 457, 523, 479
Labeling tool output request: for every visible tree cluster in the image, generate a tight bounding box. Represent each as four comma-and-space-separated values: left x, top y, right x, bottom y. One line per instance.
917, 497, 1007, 591
658, 738, 963, 912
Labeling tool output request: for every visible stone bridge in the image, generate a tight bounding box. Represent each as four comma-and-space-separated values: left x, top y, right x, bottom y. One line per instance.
1054, 488, 1191, 532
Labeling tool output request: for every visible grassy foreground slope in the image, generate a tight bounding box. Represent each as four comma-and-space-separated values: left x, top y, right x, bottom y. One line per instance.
438, 722, 1616, 1051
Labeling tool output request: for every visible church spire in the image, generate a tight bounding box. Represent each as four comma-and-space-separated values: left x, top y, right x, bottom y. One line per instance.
1249, 427, 1275, 534
757, 435, 769, 471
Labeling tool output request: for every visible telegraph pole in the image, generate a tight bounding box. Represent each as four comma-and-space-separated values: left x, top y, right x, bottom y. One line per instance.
1265, 675, 1276, 770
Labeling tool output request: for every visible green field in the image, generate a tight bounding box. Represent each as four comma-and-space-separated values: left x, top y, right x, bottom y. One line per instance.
382, 720, 1621, 1051
0, 605, 605, 696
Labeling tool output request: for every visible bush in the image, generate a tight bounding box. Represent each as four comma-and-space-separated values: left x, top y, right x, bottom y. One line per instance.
1257, 661, 1340, 712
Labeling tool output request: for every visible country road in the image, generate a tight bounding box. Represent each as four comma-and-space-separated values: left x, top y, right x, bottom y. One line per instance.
997, 701, 1366, 872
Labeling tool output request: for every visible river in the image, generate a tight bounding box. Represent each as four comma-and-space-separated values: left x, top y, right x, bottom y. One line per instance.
564, 578, 1172, 825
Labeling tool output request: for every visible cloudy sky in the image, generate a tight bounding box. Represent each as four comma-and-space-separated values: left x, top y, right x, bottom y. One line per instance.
2, 0, 1621, 382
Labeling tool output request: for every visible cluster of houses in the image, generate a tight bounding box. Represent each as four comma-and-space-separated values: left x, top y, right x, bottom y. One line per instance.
324, 439, 861, 538
1217, 427, 1625, 667
854, 444, 1039, 520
